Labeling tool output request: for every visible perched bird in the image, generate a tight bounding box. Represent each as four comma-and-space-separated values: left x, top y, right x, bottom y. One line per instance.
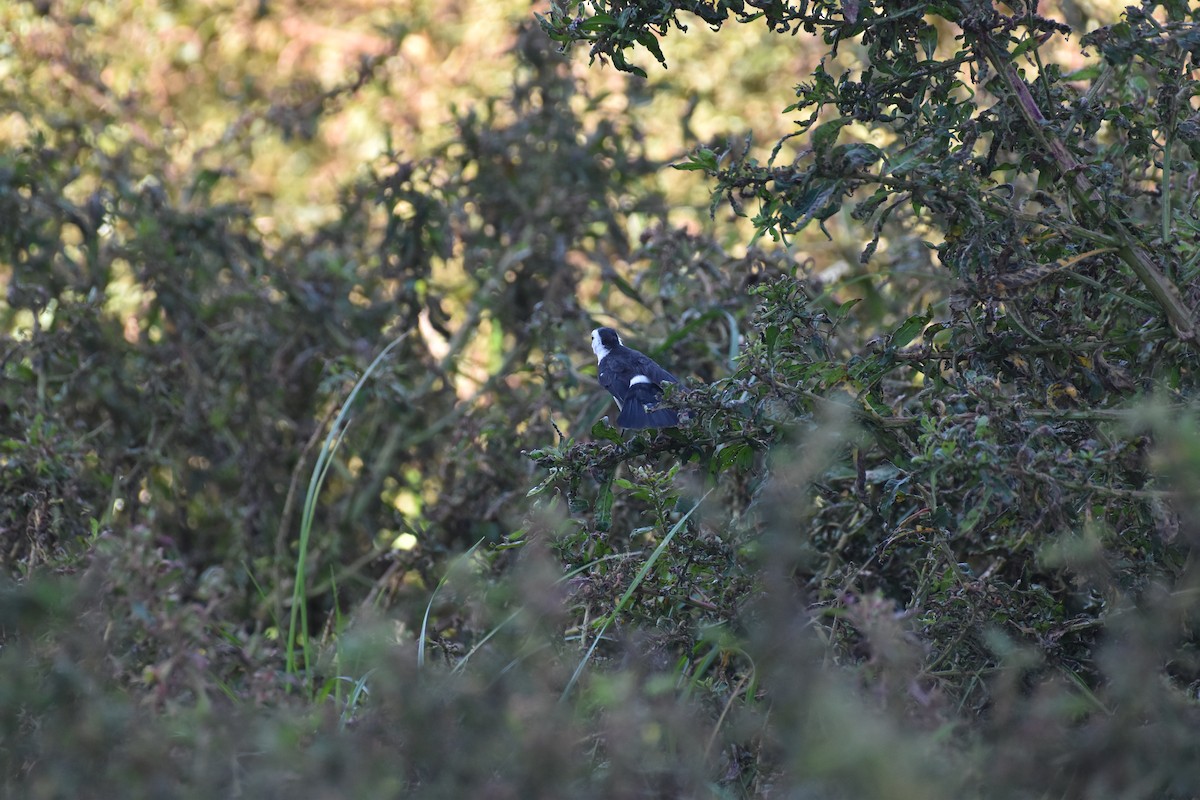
591, 327, 680, 429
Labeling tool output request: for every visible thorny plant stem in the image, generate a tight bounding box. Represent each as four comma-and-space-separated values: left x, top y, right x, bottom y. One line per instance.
970, 23, 1197, 346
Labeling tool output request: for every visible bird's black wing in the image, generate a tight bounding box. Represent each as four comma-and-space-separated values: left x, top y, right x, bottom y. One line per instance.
617, 350, 678, 428
597, 359, 627, 409
627, 350, 678, 386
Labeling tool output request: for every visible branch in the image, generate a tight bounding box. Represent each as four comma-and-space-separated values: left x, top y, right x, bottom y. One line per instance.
972, 27, 1196, 346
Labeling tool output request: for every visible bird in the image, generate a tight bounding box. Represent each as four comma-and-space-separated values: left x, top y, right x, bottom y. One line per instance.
591, 326, 680, 429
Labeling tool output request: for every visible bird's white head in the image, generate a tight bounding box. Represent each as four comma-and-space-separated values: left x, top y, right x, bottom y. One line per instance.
591, 327, 621, 362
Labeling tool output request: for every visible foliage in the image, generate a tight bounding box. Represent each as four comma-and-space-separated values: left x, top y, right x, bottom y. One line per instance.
2, 0, 1200, 797
534, 0, 1200, 792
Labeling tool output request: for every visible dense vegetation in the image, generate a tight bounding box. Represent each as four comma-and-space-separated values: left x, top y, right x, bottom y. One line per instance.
2, 0, 1199, 796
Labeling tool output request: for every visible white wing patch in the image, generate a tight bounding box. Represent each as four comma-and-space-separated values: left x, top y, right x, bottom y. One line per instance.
629, 374, 651, 386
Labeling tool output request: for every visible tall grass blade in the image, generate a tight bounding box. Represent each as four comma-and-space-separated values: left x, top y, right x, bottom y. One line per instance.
560, 489, 711, 702
285, 333, 408, 688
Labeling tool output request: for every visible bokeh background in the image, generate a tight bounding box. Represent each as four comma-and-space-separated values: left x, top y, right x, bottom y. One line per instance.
7, 0, 1199, 797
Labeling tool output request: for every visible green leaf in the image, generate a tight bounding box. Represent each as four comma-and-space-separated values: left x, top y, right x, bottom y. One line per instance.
636, 32, 666, 65
862, 393, 893, 417
612, 48, 648, 78
1011, 35, 1042, 59
1062, 64, 1101, 81
673, 147, 719, 172
579, 13, 616, 31
788, 182, 841, 228
606, 269, 647, 306
716, 443, 748, 471
817, 363, 849, 386
764, 324, 779, 360
832, 142, 883, 170
595, 476, 615, 532
919, 24, 938, 60
812, 117, 849, 154
958, 487, 991, 534
591, 418, 623, 443
889, 309, 932, 349
879, 474, 911, 514
886, 137, 936, 175
833, 298, 862, 322
855, 187, 890, 218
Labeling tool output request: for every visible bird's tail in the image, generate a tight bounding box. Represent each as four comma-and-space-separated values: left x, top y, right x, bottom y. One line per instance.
617, 384, 679, 429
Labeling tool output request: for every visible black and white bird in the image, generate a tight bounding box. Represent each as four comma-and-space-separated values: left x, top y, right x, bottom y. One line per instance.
591, 327, 680, 429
